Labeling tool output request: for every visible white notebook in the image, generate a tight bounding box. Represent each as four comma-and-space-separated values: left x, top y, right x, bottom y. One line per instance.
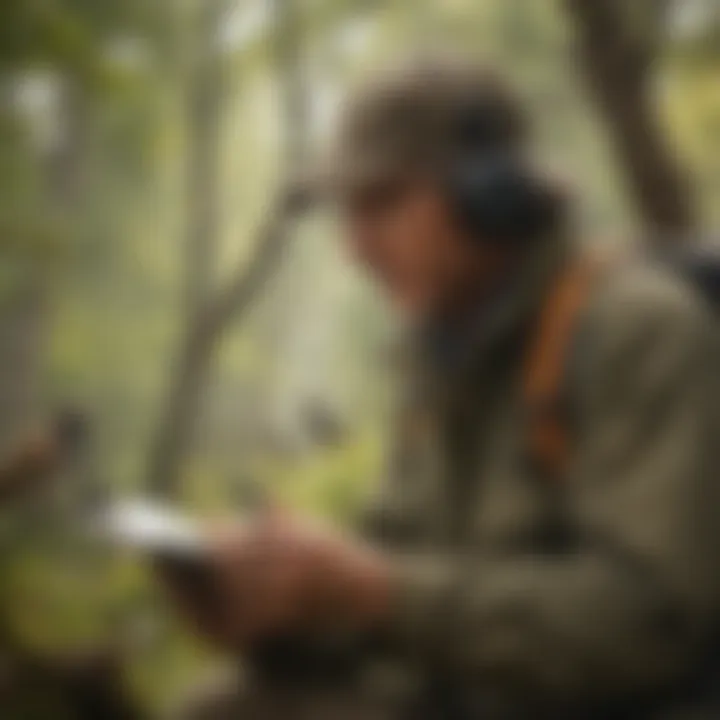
92, 498, 207, 557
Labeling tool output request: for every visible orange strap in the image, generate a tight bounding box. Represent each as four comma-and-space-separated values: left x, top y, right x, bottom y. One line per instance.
523, 254, 608, 480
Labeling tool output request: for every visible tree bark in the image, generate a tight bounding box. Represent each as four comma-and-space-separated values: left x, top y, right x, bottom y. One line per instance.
565, 0, 697, 240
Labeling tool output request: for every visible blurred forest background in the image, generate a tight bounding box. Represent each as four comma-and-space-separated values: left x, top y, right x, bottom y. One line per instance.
0, 0, 718, 716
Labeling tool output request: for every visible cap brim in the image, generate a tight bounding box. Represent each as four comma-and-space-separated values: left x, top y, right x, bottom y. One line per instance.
291, 152, 407, 205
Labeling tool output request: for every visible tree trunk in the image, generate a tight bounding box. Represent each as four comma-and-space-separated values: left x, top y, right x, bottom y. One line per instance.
0, 73, 88, 454
0, 286, 46, 451
146, 0, 228, 497
183, 0, 225, 322
147, 0, 307, 498
565, 0, 696, 240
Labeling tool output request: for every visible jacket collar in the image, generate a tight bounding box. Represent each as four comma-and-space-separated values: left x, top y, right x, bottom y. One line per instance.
415, 231, 573, 385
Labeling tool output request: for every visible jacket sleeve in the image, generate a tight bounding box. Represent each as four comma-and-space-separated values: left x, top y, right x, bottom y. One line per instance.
378, 269, 720, 705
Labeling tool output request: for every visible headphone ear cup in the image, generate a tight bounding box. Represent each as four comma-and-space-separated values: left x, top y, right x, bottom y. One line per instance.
448, 156, 553, 243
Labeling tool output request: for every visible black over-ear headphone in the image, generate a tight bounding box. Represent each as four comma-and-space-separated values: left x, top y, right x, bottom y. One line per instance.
445, 105, 557, 244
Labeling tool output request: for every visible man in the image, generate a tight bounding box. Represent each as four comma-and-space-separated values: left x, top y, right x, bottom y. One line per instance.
163, 53, 720, 719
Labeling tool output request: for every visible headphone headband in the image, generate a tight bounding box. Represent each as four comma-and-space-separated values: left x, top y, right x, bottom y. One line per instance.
446, 105, 557, 244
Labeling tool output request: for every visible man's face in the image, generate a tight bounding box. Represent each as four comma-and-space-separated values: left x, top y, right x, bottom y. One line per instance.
340, 179, 499, 319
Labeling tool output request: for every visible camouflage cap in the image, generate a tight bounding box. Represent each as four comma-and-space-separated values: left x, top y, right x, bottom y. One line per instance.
315, 52, 528, 200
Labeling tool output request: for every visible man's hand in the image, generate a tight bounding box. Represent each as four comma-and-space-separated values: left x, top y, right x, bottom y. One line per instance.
156, 513, 393, 652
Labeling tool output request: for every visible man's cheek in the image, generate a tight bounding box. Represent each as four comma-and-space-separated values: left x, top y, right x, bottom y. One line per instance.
389, 268, 432, 316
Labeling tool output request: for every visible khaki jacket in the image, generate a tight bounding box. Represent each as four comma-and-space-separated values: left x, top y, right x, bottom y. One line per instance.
364, 237, 720, 718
